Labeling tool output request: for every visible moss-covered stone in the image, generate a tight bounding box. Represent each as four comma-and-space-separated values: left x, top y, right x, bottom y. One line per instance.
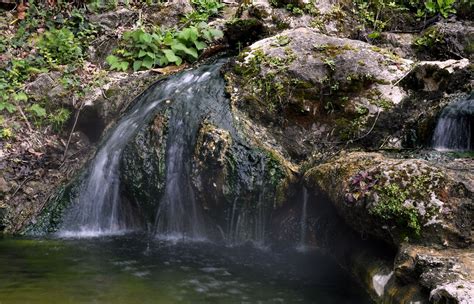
22, 178, 82, 235
120, 112, 169, 225
304, 152, 473, 248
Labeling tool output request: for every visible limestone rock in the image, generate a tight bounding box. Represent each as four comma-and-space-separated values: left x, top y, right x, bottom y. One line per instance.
89, 8, 137, 31
25, 72, 68, 105
415, 20, 474, 61
227, 27, 413, 158
304, 152, 473, 248
395, 244, 474, 304
144, 0, 194, 28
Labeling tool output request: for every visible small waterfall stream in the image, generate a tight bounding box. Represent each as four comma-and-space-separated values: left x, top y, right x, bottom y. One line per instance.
297, 187, 309, 251
60, 62, 229, 237
432, 96, 473, 151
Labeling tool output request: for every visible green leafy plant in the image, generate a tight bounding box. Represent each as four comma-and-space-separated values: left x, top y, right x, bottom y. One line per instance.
28, 104, 47, 118
49, 108, 71, 131
0, 127, 13, 139
424, 0, 456, 18
414, 27, 444, 48
192, 0, 224, 16
38, 28, 83, 65
107, 23, 223, 72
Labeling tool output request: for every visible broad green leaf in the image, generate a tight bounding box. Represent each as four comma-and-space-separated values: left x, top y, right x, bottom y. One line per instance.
146, 52, 156, 59
142, 56, 154, 69
29, 104, 47, 117
163, 49, 180, 63
178, 27, 199, 42
133, 60, 142, 71
106, 55, 119, 66
0, 102, 16, 113
194, 40, 207, 50
13, 92, 28, 102
138, 50, 147, 57
119, 61, 129, 71
171, 42, 199, 59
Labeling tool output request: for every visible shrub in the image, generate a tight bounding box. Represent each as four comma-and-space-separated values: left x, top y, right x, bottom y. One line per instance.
38, 28, 83, 65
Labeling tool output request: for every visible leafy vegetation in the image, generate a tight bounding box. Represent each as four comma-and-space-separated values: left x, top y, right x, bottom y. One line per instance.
353, 0, 459, 38
369, 183, 422, 238
414, 27, 445, 48
38, 28, 83, 65
106, 23, 223, 72
0, 4, 98, 138
183, 0, 224, 24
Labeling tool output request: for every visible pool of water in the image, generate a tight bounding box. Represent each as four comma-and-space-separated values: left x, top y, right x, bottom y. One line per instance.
0, 235, 373, 303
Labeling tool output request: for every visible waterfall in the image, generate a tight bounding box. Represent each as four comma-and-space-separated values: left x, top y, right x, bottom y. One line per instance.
59, 62, 227, 237
432, 96, 473, 151
59, 100, 162, 237
297, 187, 309, 251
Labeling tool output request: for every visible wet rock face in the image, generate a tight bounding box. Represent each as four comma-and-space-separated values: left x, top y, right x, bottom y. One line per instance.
191, 121, 297, 241
395, 244, 474, 304
304, 152, 473, 248
191, 122, 232, 212
121, 113, 169, 224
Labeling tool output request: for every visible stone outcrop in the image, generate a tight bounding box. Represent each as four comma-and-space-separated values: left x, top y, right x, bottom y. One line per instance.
304, 152, 473, 248
226, 27, 413, 159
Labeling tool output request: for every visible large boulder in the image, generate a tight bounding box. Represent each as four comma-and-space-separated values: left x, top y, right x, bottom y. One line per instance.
227, 27, 413, 159
304, 152, 473, 248
415, 20, 474, 61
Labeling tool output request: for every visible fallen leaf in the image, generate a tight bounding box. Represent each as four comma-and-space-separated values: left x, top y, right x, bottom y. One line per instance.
28, 149, 44, 157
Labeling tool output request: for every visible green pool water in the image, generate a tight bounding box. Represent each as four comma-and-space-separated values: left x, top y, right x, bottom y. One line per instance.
0, 235, 373, 303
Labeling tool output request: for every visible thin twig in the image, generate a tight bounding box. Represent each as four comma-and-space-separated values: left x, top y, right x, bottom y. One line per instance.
62, 101, 84, 163
393, 62, 418, 87
11, 176, 32, 199
17, 105, 33, 133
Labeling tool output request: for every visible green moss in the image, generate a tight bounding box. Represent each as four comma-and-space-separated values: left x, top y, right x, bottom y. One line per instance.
414, 27, 445, 49
234, 47, 300, 114
368, 171, 445, 240
22, 179, 80, 235
369, 183, 421, 238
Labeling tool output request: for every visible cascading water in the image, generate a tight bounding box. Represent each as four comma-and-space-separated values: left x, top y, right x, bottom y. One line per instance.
432, 95, 474, 151
297, 187, 309, 251
60, 62, 229, 237
59, 100, 162, 237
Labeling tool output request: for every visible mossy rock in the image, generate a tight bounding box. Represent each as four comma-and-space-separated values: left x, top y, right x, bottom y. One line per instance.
304, 152, 473, 248
120, 112, 169, 225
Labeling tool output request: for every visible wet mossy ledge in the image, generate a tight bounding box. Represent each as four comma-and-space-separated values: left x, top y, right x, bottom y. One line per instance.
304, 152, 472, 248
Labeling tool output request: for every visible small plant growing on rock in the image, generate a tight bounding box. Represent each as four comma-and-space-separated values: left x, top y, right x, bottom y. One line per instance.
345, 171, 378, 204
369, 183, 422, 237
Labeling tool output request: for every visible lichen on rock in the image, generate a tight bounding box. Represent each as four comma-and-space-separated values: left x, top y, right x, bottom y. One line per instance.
305, 152, 472, 248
